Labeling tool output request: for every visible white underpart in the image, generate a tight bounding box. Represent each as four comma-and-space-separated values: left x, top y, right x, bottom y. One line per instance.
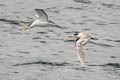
29, 19, 48, 28
75, 32, 92, 66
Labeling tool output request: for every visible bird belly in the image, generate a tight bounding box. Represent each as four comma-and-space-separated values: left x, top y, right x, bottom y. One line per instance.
30, 20, 48, 27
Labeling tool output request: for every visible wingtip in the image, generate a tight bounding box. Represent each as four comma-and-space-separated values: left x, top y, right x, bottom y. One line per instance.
34, 9, 46, 14
34, 9, 44, 11
81, 63, 85, 67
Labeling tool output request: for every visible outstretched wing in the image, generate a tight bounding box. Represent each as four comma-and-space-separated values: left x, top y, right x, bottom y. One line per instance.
34, 9, 48, 22
76, 44, 85, 67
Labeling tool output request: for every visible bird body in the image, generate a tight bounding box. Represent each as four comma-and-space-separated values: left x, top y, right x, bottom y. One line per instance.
24, 9, 62, 30
76, 32, 92, 46
29, 19, 48, 28
68, 32, 94, 66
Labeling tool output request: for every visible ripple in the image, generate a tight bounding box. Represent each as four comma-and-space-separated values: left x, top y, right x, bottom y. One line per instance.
90, 41, 114, 47
39, 41, 47, 43
105, 63, 120, 68
33, 46, 39, 48
52, 54, 58, 55
58, 51, 65, 53
95, 22, 107, 25
45, 35, 50, 38
104, 39, 120, 43
101, 3, 114, 8
46, 9, 60, 14
88, 63, 120, 68
101, 3, 120, 9
109, 22, 119, 24
51, 10, 60, 14
65, 7, 83, 10
13, 60, 69, 66
83, 19, 96, 22
0, 45, 3, 47
72, 67, 86, 71
37, 32, 47, 34
71, 22, 86, 25
64, 40, 75, 42
40, 69, 49, 71
115, 40, 120, 42
26, 17, 33, 19
46, 7, 57, 9
110, 56, 117, 58
12, 11, 21, 13
14, 71, 19, 74
0, 18, 21, 25
72, 66, 94, 72
48, 29, 54, 32
83, 28, 91, 31
32, 37, 42, 40
73, 0, 92, 4
17, 51, 30, 54
10, 32, 22, 34
65, 31, 79, 34
0, 4, 5, 6
20, 21, 30, 23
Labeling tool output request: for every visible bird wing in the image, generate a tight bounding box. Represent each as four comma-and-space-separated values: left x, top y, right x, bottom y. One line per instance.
76, 43, 85, 66
34, 9, 48, 22
81, 38, 90, 46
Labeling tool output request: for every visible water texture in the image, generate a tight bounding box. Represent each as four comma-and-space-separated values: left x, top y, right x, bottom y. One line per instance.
0, 0, 120, 80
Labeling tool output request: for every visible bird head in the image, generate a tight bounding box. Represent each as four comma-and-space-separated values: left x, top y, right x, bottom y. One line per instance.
68, 32, 79, 38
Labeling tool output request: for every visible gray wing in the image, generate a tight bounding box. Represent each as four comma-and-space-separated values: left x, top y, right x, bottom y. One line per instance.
34, 9, 48, 22
76, 44, 85, 66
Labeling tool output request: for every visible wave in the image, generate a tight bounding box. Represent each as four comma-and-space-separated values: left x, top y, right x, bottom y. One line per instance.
104, 39, 120, 43
13, 60, 69, 66
88, 63, 120, 68
73, 0, 92, 4
0, 18, 21, 25
90, 41, 114, 47
0, 4, 5, 6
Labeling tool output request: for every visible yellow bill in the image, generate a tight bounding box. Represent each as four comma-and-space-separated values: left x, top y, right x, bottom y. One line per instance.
24, 26, 29, 30
68, 34, 73, 37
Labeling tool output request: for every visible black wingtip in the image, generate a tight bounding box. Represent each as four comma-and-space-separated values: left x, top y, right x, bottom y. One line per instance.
34, 9, 47, 15
34, 9, 44, 11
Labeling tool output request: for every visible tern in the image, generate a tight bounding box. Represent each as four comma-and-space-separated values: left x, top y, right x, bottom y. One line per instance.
68, 32, 95, 66
24, 9, 62, 30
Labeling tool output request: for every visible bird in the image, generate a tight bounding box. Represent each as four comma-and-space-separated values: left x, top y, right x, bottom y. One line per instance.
68, 32, 95, 67
24, 9, 62, 30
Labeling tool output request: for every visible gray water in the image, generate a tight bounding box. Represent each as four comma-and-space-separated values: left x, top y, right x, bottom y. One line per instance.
0, 0, 120, 80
